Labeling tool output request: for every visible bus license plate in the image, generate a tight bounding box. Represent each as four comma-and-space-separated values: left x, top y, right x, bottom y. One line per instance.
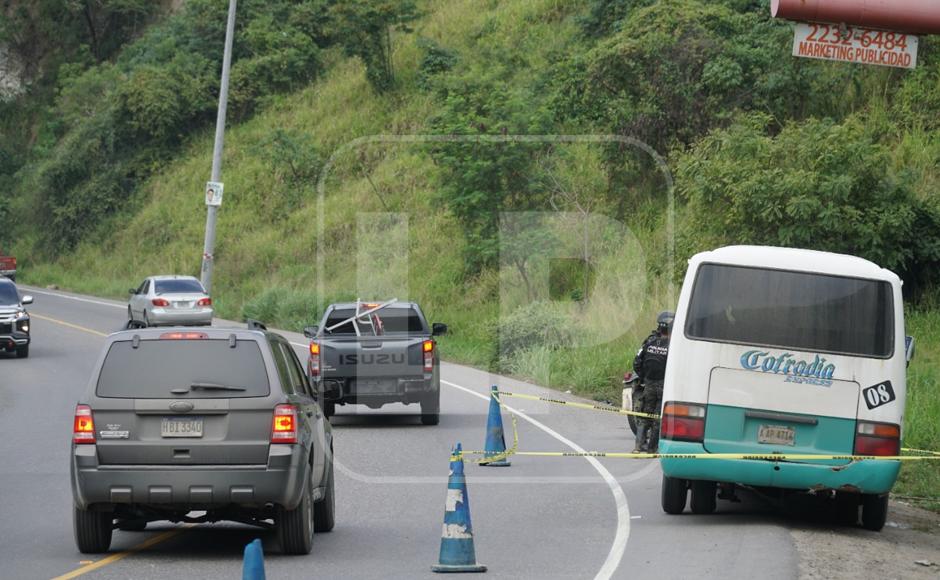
758, 425, 795, 446
161, 417, 204, 438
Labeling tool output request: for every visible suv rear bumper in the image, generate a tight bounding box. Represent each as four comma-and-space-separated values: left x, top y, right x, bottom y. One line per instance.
71, 443, 308, 510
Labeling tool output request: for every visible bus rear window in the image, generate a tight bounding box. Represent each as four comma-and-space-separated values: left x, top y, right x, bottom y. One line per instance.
685, 264, 893, 358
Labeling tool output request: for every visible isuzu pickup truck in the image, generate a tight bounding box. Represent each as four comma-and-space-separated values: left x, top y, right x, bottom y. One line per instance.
304, 300, 447, 425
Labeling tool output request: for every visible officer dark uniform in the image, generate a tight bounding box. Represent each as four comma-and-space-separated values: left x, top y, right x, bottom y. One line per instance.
632, 311, 673, 453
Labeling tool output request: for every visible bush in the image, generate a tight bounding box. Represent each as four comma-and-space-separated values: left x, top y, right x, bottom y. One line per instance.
675, 113, 940, 279
497, 301, 573, 359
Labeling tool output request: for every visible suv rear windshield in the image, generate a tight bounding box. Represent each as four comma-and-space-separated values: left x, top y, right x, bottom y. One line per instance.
324, 307, 426, 335
96, 339, 270, 398
154, 279, 205, 294
686, 264, 893, 358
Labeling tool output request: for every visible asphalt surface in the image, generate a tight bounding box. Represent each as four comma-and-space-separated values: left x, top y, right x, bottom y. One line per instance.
0, 286, 803, 579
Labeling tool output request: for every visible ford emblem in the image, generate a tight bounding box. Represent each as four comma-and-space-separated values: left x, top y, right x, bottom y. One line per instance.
169, 401, 195, 413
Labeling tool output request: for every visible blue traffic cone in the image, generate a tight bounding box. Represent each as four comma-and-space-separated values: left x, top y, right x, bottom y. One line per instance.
432, 443, 487, 573
242, 538, 265, 580
480, 385, 510, 466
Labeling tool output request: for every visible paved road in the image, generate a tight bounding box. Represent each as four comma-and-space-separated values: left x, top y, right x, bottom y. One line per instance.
0, 287, 801, 579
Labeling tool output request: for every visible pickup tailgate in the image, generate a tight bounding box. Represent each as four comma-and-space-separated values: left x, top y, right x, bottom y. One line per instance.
322, 336, 426, 379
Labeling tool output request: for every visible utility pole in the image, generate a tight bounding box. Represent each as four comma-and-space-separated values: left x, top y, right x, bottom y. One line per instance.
200, 0, 237, 294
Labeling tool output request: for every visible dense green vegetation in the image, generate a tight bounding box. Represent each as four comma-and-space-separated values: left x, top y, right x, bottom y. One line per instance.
2, 0, 940, 502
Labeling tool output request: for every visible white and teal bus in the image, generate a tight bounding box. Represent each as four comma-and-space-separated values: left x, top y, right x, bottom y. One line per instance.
659, 246, 914, 530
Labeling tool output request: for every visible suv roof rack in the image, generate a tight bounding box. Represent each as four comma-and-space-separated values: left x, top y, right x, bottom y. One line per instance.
245, 319, 268, 331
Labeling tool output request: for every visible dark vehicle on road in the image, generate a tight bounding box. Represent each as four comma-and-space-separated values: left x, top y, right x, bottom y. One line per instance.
0, 278, 32, 358
304, 300, 446, 425
70, 322, 334, 554
0, 248, 15, 281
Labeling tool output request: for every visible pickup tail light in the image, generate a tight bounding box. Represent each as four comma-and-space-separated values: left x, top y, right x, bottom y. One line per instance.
271, 404, 298, 444
152, 298, 170, 307
309, 342, 320, 377
660, 401, 706, 443
854, 421, 900, 457
73, 405, 96, 444
197, 297, 212, 307
423, 340, 434, 372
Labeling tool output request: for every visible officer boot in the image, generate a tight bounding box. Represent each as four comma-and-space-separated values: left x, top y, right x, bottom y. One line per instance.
633, 421, 648, 453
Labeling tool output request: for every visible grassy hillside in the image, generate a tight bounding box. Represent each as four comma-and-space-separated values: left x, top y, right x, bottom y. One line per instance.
4, 0, 940, 503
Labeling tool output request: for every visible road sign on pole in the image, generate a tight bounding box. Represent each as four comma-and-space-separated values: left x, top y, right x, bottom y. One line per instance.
200, 0, 237, 295
791, 22, 919, 69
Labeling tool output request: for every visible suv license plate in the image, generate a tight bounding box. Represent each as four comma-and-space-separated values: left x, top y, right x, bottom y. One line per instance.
758, 424, 795, 446
161, 417, 204, 438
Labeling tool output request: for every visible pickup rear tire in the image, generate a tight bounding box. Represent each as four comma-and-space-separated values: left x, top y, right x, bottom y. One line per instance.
278, 474, 314, 554
15, 345, 28, 358
74, 506, 113, 554
420, 392, 440, 426
322, 401, 335, 419
314, 461, 335, 533
662, 475, 688, 515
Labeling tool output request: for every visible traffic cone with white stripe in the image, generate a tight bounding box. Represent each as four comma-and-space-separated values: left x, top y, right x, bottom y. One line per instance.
432, 443, 487, 573
480, 385, 510, 466
242, 538, 265, 580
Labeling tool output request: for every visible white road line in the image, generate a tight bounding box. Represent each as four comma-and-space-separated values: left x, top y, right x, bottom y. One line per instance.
21, 287, 125, 309
441, 379, 630, 580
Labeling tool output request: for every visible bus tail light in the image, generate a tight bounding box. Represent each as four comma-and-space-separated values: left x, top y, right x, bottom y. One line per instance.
73, 405, 96, 444
854, 421, 900, 457
271, 404, 298, 444
660, 402, 706, 443
309, 342, 320, 377
423, 340, 434, 372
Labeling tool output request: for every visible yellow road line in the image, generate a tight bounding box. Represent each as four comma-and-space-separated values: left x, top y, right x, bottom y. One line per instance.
30, 313, 108, 337
32, 313, 192, 578
51, 527, 191, 580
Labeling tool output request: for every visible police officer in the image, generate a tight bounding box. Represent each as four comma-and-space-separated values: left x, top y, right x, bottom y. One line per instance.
632, 311, 673, 453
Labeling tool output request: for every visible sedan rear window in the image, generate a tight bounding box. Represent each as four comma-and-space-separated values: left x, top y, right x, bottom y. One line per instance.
96, 339, 270, 398
154, 279, 205, 294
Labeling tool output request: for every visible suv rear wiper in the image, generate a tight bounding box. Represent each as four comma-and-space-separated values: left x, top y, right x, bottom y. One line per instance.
170, 382, 248, 394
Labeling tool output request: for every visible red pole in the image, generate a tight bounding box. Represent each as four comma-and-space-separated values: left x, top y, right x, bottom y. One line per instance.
772, 0, 940, 35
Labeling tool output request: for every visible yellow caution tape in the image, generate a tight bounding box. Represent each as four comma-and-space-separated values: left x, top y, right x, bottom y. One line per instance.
496, 391, 660, 420
461, 449, 940, 462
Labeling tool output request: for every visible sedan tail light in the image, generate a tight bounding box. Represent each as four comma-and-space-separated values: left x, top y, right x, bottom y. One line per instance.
152, 298, 170, 307
73, 405, 96, 444
660, 401, 706, 443
423, 340, 434, 372
271, 404, 298, 444
197, 297, 212, 307
854, 421, 900, 456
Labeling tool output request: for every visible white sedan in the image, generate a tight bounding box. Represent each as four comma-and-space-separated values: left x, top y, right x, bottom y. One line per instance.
127, 275, 213, 327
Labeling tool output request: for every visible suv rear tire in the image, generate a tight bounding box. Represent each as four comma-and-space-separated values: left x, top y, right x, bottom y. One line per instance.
74, 506, 113, 553
278, 474, 314, 554
420, 392, 440, 426
662, 475, 688, 515
314, 462, 335, 533
15, 345, 28, 358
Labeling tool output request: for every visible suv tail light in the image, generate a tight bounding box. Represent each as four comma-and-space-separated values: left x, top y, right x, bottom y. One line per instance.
197, 297, 212, 306
423, 340, 434, 372
854, 421, 900, 457
309, 342, 320, 377
271, 404, 298, 444
73, 405, 96, 444
660, 402, 706, 443
152, 298, 170, 307
160, 331, 208, 340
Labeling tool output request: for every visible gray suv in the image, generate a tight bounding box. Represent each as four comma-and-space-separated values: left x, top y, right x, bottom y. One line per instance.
70, 323, 334, 555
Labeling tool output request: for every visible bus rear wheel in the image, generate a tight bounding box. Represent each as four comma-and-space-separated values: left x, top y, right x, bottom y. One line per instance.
662, 475, 688, 514
861, 494, 888, 531
690, 481, 717, 514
